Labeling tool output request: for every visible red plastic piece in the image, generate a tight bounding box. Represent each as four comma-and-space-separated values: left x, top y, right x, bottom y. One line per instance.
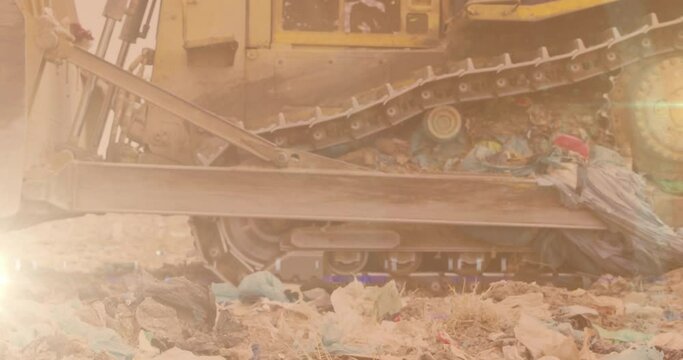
554, 134, 590, 159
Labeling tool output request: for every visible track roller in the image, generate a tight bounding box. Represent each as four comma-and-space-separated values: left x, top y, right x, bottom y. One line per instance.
383, 252, 423, 275
325, 251, 369, 275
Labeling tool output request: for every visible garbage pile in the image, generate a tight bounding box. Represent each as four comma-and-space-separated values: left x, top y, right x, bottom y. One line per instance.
335, 92, 683, 276
336, 93, 609, 175
2, 262, 683, 360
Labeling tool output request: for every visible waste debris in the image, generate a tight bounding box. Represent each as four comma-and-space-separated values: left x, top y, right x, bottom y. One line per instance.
594, 326, 653, 344
151, 347, 225, 360
135, 298, 185, 345
334, 131, 683, 277
513, 313, 580, 360
649, 332, 683, 351
330, 92, 683, 278
3, 255, 683, 359
601, 347, 664, 360
3, 212, 683, 359
236, 271, 289, 303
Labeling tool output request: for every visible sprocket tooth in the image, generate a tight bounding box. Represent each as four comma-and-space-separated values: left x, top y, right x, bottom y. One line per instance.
451, 57, 476, 75
642, 13, 660, 29
598, 27, 622, 46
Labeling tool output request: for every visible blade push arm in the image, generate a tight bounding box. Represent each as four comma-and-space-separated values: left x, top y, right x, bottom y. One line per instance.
37, 21, 354, 170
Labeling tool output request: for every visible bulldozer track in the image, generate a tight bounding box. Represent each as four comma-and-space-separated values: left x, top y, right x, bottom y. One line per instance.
200, 12, 683, 282
246, 13, 683, 154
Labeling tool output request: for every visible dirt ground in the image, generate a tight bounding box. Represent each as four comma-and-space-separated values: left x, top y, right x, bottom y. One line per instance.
1, 214, 682, 360
0, 214, 195, 273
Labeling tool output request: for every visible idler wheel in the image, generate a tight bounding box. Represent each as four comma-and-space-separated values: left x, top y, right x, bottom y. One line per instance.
423, 105, 463, 142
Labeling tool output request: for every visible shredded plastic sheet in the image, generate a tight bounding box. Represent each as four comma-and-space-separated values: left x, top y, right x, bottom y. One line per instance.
543, 146, 683, 275
601, 347, 664, 360
211, 272, 288, 305
654, 179, 683, 195
463, 146, 683, 275
210, 282, 239, 303
236, 271, 289, 303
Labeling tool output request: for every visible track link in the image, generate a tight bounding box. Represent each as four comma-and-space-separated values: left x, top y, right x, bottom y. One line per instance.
240, 13, 683, 154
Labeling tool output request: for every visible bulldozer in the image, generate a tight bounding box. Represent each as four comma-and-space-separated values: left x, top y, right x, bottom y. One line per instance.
1, 0, 682, 283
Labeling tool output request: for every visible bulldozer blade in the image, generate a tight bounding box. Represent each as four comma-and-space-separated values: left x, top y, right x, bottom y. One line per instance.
0, 3, 26, 218
23, 161, 606, 230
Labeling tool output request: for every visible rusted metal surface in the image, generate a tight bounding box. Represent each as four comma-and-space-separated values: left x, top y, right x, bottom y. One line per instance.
0, 2, 25, 217
287, 225, 535, 252
27, 161, 606, 230
290, 227, 402, 250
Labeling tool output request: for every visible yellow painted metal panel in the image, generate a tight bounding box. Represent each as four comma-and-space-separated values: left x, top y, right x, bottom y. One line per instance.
182, 0, 246, 48
466, 0, 620, 22
148, 0, 251, 162
247, 0, 272, 48
273, 31, 438, 48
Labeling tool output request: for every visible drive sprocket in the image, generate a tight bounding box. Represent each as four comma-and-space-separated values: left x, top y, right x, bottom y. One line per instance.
611, 56, 683, 179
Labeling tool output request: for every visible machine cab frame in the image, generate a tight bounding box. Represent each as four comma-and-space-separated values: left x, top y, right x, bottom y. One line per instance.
272, 0, 443, 48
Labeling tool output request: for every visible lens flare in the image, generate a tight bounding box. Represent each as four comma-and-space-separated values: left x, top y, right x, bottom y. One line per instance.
0, 255, 9, 301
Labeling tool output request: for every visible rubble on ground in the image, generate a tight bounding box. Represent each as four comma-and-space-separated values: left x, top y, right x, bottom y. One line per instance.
2, 248, 683, 359
0, 214, 194, 273
0, 176, 681, 359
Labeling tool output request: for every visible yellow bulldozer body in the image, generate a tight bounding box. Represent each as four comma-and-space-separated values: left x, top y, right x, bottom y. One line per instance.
465, 0, 621, 22
3, 0, 682, 231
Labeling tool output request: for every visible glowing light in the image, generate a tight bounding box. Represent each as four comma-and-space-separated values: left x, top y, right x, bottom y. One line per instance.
0, 255, 9, 301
